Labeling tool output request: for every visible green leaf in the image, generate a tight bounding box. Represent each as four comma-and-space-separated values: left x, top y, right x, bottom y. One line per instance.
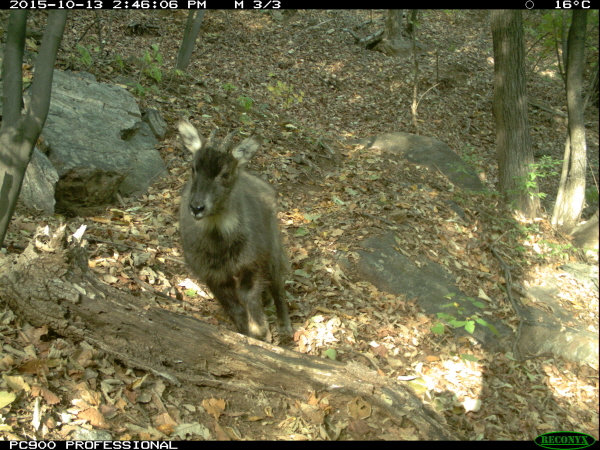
464, 320, 475, 334
294, 227, 309, 237
324, 348, 337, 360
294, 269, 310, 278
431, 323, 445, 335
303, 213, 322, 222
486, 323, 500, 336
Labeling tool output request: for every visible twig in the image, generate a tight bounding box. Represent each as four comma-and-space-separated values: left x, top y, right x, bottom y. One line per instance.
528, 99, 567, 118
305, 18, 334, 33
87, 237, 142, 251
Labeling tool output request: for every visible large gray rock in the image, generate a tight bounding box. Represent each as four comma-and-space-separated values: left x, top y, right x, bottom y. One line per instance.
341, 232, 598, 367
23, 70, 166, 215
20, 147, 59, 215
519, 275, 598, 367
351, 132, 483, 191
339, 233, 512, 352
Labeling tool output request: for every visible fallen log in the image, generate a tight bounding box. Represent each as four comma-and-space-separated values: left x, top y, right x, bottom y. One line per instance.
0, 225, 458, 440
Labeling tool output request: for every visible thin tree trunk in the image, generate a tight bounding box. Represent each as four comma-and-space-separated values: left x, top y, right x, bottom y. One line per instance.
0, 11, 67, 248
551, 10, 588, 233
176, 10, 205, 71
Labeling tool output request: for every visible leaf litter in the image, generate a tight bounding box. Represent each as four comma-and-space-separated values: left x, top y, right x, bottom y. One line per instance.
0, 9, 597, 441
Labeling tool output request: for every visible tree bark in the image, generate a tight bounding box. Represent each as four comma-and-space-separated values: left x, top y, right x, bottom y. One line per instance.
491, 10, 541, 218
176, 10, 206, 71
0, 11, 67, 248
372, 10, 418, 58
0, 225, 458, 440
384, 10, 404, 40
405, 10, 418, 36
551, 10, 588, 233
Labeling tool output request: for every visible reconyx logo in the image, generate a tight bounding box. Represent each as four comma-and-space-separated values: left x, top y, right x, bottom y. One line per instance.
535, 432, 596, 450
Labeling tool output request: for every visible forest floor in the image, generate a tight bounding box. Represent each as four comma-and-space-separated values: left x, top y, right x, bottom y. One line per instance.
1, 10, 598, 441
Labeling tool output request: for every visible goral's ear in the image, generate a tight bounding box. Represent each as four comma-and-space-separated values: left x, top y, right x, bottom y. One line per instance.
178, 120, 203, 154
232, 137, 262, 165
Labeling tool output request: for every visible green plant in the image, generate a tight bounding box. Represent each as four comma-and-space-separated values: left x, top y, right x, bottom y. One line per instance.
459, 145, 484, 170
142, 44, 163, 83
114, 53, 125, 72
448, 160, 472, 176
540, 240, 575, 259
510, 156, 562, 201
76, 44, 92, 67
267, 80, 304, 109
537, 12, 564, 55
222, 82, 237, 92
237, 95, 254, 111
431, 293, 499, 336
133, 82, 146, 96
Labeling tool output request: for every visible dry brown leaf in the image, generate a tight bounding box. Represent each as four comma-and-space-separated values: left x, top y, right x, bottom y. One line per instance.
213, 421, 231, 440
202, 397, 226, 420
347, 397, 371, 420
22, 325, 48, 346
78, 407, 107, 428
246, 415, 266, 422
75, 383, 101, 406
348, 419, 372, 437
154, 412, 177, 427
89, 217, 111, 224
17, 359, 46, 375
39, 387, 60, 405
298, 402, 325, 425
156, 423, 175, 436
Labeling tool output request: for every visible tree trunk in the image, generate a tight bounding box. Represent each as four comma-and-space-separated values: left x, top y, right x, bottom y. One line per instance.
405, 10, 418, 36
176, 10, 206, 71
373, 10, 417, 58
491, 10, 540, 218
0, 225, 458, 441
384, 10, 404, 40
551, 10, 588, 233
0, 11, 67, 249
